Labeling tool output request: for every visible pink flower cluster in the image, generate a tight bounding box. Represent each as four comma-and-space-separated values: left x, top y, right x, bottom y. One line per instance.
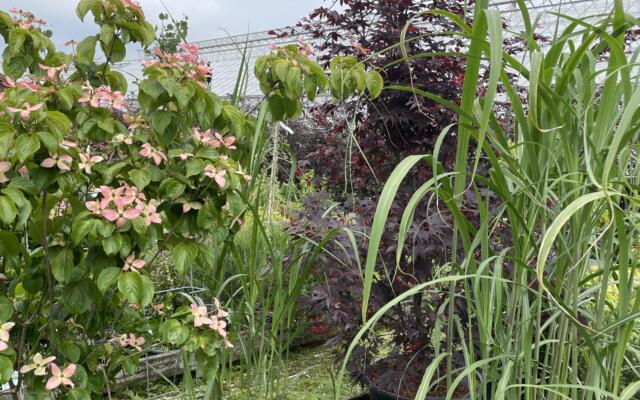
0, 322, 14, 351
38, 63, 69, 81
121, 0, 144, 16
6, 102, 43, 121
143, 43, 212, 86
19, 355, 77, 393
85, 184, 161, 228
3, 76, 41, 93
0, 162, 11, 184
122, 253, 145, 272
9, 8, 47, 30
139, 143, 167, 166
40, 153, 73, 171
117, 333, 145, 352
204, 165, 227, 188
297, 37, 314, 58
79, 85, 126, 111
45, 363, 76, 390
19, 352, 55, 376
192, 128, 236, 150
190, 299, 233, 348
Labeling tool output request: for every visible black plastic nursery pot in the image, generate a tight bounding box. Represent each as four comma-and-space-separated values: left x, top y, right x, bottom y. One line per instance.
368, 383, 478, 400
367, 371, 481, 400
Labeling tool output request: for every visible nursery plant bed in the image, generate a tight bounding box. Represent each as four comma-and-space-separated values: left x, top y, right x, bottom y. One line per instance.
114, 349, 195, 389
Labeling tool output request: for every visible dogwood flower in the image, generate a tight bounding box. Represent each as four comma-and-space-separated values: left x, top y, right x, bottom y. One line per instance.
177, 198, 202, 213
38, 64, 68, 81
192, 127, 213, 145
153, 304, 165, 315
208, 317, 228, 337
141, 200, 162, 225
204, 165, 227, 188
40, 154, 73, 171
122, 253, 145, 272
139, 143, 167, 166
0, 162, 11, 184
123, 114, 147, 131
3, 76, 40, 92
0, 322, 14, 351
213, 298, 230, 318
6, 102, 43, 120
113, 133, 134, 145
78, 153, 104, 174
45, 363, 76, 390
210, 132, 236, 150
190, 304, 212, 327
79, 85, 126, 111
235, 166, 252, 182
102, 205, 141, 228
179, 42, 200, 55
20, 353, 56, 376
121, 0, 144, 16
351, 41, 371, 55
59, 140, 78, 150
126, 334, 145, 351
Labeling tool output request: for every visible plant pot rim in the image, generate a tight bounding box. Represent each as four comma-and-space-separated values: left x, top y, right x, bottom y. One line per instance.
366, 365, 482, 400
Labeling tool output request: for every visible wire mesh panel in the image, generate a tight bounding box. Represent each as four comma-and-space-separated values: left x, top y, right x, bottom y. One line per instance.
112, 0, 640, 96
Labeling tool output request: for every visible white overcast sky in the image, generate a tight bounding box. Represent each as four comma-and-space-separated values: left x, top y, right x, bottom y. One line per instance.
0, 0, 327, 49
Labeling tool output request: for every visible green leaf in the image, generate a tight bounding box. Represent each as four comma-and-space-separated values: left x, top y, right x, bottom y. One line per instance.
0, 297, 13, 324
159, 319, 189, 346
15, 134, 40, 163
150, 110, 172, 134
222, 104, 245, 136
60, 341, 82, 363
172, 242, 198, 275
0, 120, 15, 159
71, 218, 93, 246
106, 71, 128, 93
97, 267, 121, 293
46, 111, 72, 140
105, 37, 126, 63
365, 70, 384, 99
102, 235, 123, 256
52, 249, 74, 283
175, 85, 195, 108
118, 272, 154, 306
62, 279, 97, 314
76, 0, 98, 20
100, 24, 115, 45
0, 231, 21, 257
197, 202, 218, 229
69, 389, 91, 400
140, 80, 165, 100
0, 355, 12, 383
0, 196, 17, 225
35, 131, 59, 153
159, 178, 185, 200
185, 159, 203, 178
285, 67, 302, 99
129, 169, 151, 191
76, 36, 97, 65
273, 59, 289, 82
2, 55, 29, 80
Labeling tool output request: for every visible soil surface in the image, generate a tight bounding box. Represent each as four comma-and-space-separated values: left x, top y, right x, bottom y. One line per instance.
366, 355, 470, 399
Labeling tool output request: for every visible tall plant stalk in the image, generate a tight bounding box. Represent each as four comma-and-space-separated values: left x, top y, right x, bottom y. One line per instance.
340, 2, 640, 399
